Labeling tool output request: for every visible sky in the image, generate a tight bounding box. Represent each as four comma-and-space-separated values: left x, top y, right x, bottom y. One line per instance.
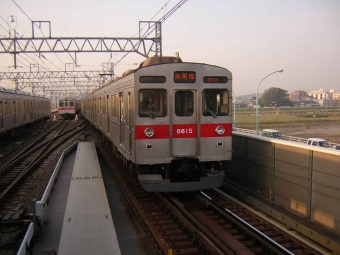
0, 0, 339, 97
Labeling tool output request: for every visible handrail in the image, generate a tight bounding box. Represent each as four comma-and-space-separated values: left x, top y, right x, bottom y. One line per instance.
234, 128, 338, 147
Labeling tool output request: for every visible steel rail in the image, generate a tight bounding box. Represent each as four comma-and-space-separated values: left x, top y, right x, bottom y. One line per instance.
0, 124, 87, 202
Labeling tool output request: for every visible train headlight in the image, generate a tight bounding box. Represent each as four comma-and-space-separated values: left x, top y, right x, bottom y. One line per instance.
144, 127, 155, 137
215, 126, 225, 135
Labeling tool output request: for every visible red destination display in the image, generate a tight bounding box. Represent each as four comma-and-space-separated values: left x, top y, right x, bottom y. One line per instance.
174, 71, 196, 83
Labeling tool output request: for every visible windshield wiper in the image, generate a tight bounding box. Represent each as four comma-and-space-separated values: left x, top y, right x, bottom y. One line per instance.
208, 109, 217, 118
148, 113, 155, 119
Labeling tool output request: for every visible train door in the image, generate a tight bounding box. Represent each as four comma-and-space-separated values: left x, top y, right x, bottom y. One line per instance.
99, 97, 102, 128
12, 102, 17, 125
128, 92, 132, 153
106, 95, 110, 134
94, 99, 97, 124
119, 93, 125, 147
172, 90, 197, 157
23, 102, 26, 122
0, 101, 3, 129
30, 102, 33, 120
37, 102, 40, 117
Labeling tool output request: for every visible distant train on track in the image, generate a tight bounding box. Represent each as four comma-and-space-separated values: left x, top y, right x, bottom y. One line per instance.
81, 55, 232, 192
0, 87, 51, 140
58, 98, 81, 118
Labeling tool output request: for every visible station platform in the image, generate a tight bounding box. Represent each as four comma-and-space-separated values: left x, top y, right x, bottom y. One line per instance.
58, 142, 121, 254
33, 142, 121, 255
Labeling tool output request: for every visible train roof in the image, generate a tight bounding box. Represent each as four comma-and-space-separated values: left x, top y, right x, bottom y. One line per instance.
0, 87, 17, 93
0, 87, 25, 95
87, 54, 231, 96
0, 87, 49, 99
59, 97, 79, 101
122, 55, 182, 77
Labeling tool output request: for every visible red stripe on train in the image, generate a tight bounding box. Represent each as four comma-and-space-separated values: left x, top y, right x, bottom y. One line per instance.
201, 123, 232, 137
135, 125, 170, 139
135, 123, 232, 140
59, 107, 75, 110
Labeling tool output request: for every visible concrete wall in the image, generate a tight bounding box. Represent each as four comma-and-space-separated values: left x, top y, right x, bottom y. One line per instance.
227, 132, 340, 234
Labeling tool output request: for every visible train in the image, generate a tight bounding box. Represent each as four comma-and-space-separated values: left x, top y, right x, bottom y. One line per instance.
81, 55, 233, 192
58, 97, 81, 118
0, 87, 51, 140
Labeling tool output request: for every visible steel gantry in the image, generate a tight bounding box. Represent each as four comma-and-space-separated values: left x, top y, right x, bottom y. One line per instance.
0, 20, 162, 96
0, 20, 162, 69
1, 0, 188, 97
0, 70, 113, 96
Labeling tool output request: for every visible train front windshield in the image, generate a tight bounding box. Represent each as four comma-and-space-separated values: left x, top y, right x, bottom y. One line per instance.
203, 89, 229, 116
139, 89, 167, 117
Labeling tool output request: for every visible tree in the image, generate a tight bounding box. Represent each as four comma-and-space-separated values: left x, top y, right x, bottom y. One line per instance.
259, 87, 293, 107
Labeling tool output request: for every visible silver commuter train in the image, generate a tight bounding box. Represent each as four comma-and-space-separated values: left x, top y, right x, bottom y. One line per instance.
0, 87, 51, 139
58, 97, 81, 118
81, 55, 232, 192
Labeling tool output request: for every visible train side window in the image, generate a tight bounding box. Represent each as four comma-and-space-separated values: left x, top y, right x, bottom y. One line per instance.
59, 100, 64, 107
18, 102, 22, 115
175, 91, 193, 116
4, 102, 10, 116
139, 89, 167, 118
203, 89, 229, 116
113, 95, 119, 119
101, 97, 106, 115
110, 95, 114, 118
12, 102, 16, 115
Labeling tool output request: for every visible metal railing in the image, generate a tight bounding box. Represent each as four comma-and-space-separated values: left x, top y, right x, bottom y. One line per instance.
233, 128, 338, 147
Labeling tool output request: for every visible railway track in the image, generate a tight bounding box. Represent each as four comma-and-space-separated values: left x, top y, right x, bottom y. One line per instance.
0, 119, 88, 254
0, 120, 87, 199
0, 118, 56, 162
98, 142, 324, 255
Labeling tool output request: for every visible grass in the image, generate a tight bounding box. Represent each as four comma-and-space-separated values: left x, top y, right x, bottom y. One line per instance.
234, 107, 340, 125
235, 106, 340, 114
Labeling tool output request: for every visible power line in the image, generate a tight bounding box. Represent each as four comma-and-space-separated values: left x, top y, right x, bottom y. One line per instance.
12, 0, 32, 21
11, 0, 65, 69
108, 0, 171, 64
0, 16, 55, 71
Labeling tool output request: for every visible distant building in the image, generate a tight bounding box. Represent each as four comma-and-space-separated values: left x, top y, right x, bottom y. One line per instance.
308, 88, 331, 100
235, 101, 248, 108
307, 89, 340, 106
299, 101, 313, 107
289, 90, 309, 102
318, 99, 339, 107
332, 91, 340, 99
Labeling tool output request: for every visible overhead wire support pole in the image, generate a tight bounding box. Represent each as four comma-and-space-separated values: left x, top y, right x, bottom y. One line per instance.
32, 21, 51, 38
8, 15, 18, 69
139, 21, 162, 56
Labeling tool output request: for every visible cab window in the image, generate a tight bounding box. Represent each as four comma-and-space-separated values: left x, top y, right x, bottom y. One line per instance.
139, 89, 167, 118
203, 89, 229, 116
